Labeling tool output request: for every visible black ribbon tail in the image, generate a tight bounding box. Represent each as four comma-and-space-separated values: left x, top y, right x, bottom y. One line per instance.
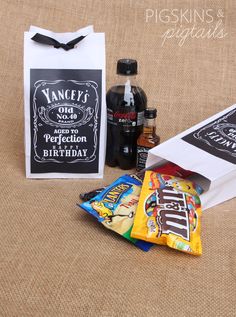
65, 35, 86, 50
31, 33, 86, 51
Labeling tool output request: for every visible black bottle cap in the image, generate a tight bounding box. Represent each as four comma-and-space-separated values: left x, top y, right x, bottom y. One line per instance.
144, 108, 157, 119
117, 59, 138, 75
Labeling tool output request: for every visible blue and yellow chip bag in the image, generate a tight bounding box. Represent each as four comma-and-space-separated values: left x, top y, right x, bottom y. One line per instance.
79, 174, 153, 251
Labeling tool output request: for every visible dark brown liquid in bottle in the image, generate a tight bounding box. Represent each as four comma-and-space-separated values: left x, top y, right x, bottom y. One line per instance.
106, 85, 147, 169
136, 115, 160, 171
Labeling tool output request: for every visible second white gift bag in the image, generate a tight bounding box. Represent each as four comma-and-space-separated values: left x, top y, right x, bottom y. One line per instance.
146, 104, 236, 210
24, 25, 106, 178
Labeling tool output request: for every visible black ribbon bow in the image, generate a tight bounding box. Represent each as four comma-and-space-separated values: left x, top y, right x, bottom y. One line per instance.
31, 33, 86, 51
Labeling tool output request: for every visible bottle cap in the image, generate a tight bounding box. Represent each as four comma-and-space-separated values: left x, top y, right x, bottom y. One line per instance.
144, 108, 157, 119
117, 59, 138, 75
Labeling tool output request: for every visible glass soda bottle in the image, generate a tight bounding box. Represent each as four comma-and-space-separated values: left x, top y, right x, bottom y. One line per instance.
106, 59, 147, 169
136, 108, 160, 171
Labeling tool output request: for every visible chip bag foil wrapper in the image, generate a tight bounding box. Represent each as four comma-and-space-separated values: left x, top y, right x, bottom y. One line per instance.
131, 172, 203, 255
79, 174, 153, 251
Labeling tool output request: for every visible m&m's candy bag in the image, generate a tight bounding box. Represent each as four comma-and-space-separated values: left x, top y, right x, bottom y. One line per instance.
131, 172, 203, 255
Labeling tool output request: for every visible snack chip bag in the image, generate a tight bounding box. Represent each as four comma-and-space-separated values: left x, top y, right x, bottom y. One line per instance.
131, 172, 203, 255
79, 175, 153, 251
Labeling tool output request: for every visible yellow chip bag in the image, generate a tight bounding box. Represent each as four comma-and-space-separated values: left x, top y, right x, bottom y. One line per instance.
131, 171, 203, 255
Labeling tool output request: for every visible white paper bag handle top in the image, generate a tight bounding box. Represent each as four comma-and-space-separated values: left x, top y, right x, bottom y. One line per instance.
29, 24, 94, 34
28, 25, 94, 43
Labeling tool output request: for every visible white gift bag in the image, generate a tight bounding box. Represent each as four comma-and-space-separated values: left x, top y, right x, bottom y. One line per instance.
24, 25, 106, 178
146, 104, 236, 210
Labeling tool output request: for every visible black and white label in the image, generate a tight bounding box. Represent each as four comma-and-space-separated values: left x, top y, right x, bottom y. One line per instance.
136, 146, 150, 170
182, 108, 236, 164
30, 69, 101, 174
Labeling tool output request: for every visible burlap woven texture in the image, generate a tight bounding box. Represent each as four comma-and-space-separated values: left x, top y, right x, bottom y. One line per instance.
0, 0, 236, 316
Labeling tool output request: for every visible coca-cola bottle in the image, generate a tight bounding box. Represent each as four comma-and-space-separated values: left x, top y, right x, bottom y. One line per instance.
106, 59, 147, 169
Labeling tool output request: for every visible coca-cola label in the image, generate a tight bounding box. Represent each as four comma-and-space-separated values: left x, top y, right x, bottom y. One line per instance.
107, 108, 144, 127
182, 108, 236, 164
30, 69, 101, 174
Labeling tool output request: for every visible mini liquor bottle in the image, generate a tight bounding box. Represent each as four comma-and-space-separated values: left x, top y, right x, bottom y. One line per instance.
136, 108, 160, 171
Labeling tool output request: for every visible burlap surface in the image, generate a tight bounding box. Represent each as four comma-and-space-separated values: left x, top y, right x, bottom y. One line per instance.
0, 0, 236, 316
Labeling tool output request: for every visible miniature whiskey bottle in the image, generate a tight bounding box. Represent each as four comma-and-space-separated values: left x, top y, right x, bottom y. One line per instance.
136, 108, 160, 171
